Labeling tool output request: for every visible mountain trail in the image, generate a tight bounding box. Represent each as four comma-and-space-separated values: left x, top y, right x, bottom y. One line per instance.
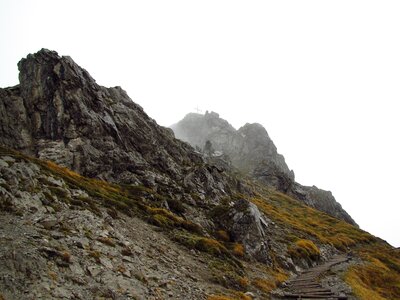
272, 254, 353, 300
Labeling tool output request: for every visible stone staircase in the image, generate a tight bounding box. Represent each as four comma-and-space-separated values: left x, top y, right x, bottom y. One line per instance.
274, 254, 349, 299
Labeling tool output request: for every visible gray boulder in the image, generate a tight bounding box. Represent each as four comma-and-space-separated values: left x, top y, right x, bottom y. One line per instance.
212, 199, 272, 263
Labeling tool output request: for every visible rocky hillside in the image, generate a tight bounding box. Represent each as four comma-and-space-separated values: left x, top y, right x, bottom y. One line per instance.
171, 112, 356, 225
0, 147, 216, 299
1, 50, 399, 300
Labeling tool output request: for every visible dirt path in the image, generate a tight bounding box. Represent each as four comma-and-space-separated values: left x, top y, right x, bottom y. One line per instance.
273, 254, 350, 299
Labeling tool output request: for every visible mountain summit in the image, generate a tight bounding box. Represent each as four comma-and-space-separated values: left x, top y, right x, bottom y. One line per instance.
171, 111, 356, 225
171, 112, 293, 179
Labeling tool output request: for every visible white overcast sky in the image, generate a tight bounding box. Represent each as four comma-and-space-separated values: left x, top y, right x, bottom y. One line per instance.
1, 0, 399, 247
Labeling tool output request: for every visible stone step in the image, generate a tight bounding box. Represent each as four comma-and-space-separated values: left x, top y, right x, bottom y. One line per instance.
289, 283, 321, 288
299, 291, 335, 296
275, 255, 349, 299
293, 288, 333, 293
289, 278, 318, 283
302, 269, 327, 274
283, 293, 346, 299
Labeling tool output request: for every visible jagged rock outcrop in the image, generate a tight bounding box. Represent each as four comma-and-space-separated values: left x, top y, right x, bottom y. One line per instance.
253, 160, 293, 192
171, 112, 357, 226
171, 112, 293, 180
290, 183, 355, 225
0, 49, 232, 204
212, 199, 272, 263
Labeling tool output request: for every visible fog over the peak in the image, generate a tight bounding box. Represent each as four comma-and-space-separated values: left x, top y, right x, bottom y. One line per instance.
1, 0, 399, 246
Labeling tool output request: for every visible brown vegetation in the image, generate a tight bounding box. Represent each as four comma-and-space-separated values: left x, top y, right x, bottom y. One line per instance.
344, 245, 400, 299
288, 239, 320, 260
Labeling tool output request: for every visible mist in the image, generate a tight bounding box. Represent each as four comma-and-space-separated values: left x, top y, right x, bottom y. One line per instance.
1, 0, 399, 246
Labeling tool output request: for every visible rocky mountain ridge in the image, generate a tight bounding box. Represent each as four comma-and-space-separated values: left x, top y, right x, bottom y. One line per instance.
171, 112, 356, 225
0, 49, 282, 277
0, 49, 235, 206
1, 49, 399, 300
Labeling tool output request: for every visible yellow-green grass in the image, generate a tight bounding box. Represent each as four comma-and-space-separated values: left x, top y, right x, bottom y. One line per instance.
232, 243, 245, 257
173, 231, 230, 257
253, 268, 289, 294
251, 189, 375, 250
344, 244, 400, 299
288, 239, 320, 260
207, 293, 251, 300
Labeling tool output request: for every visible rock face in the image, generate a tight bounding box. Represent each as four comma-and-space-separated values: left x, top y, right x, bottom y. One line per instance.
171, 112, 294, 180
171, 112, 357, 226
290, 184, 355, 225
212, 199, 272, 263
0, 49, 233, 203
